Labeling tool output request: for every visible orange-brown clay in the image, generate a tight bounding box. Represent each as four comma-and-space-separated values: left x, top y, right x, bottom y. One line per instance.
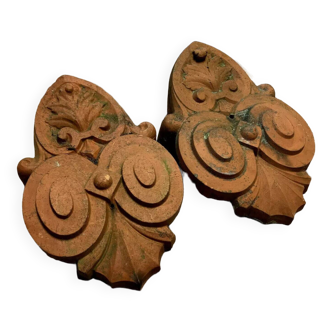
18, 75, 183, 290
18, 75, 157, 183
158, 42, 315, 225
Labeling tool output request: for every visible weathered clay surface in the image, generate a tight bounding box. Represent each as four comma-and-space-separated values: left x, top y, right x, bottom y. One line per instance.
18, 75, 183, 290
18, 75, 156, 183
158, 42, 315, 225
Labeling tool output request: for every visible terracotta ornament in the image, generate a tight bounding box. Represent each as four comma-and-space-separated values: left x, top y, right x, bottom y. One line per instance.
159, 41, 315, 225
18, 75, 183, 290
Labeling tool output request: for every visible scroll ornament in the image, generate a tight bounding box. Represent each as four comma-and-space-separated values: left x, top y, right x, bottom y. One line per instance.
18, 76, 183, 290
159, 42, 314, 225
19, 75, 157, 177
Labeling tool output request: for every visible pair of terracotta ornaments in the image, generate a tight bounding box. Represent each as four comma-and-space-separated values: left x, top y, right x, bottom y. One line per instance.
18, 42, 315, 290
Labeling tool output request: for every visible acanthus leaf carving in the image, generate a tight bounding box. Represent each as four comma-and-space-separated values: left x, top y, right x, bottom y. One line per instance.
160, 44, 254, 150
22, 75, 158, 164
18, 76, 183, 290
47, 86, 108, 132
183, 53, 232, 92
159, 41, 315, 225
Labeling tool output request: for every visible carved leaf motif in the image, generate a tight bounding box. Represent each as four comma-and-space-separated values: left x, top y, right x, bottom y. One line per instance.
47, 84, 105, 132
77, 210, 175, 288
183, 54, 232, 92
76, 135, 182, 289
234, 157, 311, 225
79, 208, 173, 290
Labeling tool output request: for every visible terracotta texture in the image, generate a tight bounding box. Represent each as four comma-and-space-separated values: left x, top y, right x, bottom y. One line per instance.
18, 76, 157, 182
159, 42, 315, 225
18, 75, 183, 290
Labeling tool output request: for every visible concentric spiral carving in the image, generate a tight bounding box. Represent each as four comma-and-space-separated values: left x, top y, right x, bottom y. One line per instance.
230, 95, 315, 224
159, 41, 315, 224
158, 41, 271, 156
235, 94, 315, 170
177, 112, 257, 199
19, 75, 183, 289
122, 155, 169, 205
22, 137, 182, 288
37, 176, 89, 236
23, 154, 106, 260
193, 125, 245, 176
77, 135, 183, 289
94, 135, 183, 225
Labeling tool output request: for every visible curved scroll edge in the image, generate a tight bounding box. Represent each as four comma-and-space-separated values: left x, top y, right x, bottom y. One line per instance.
18, 134, 53, 184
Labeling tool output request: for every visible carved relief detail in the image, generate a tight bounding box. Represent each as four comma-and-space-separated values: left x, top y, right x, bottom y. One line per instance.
234, 158, 311, 224
166, 43, 253, 123
18, 76, 183, 289
23, 154, 107, 260
45, 82, 118, 158
18, 135, 52, 184
183, 52, 232, 92
22, 137, 181, 289
176, 112, 257, 199
159, 41, 315, 225
18, 76, 156, 177
231, 94, 313, 224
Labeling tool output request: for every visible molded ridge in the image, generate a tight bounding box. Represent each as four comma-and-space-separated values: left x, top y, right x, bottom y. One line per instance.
159, 42, 314, 225
18, 75, 183, 290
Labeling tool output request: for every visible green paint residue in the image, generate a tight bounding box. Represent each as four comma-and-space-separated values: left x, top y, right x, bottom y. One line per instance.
107, 242, 117, 260
100, 113, 118, 123
226, 74, 234, 81
101, 101, 110, 110
140, 248, 146, 260
50, 127, 64, 145
50, 128, 58, 139
94, 92, 111, 110
163, 160, 172, 175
